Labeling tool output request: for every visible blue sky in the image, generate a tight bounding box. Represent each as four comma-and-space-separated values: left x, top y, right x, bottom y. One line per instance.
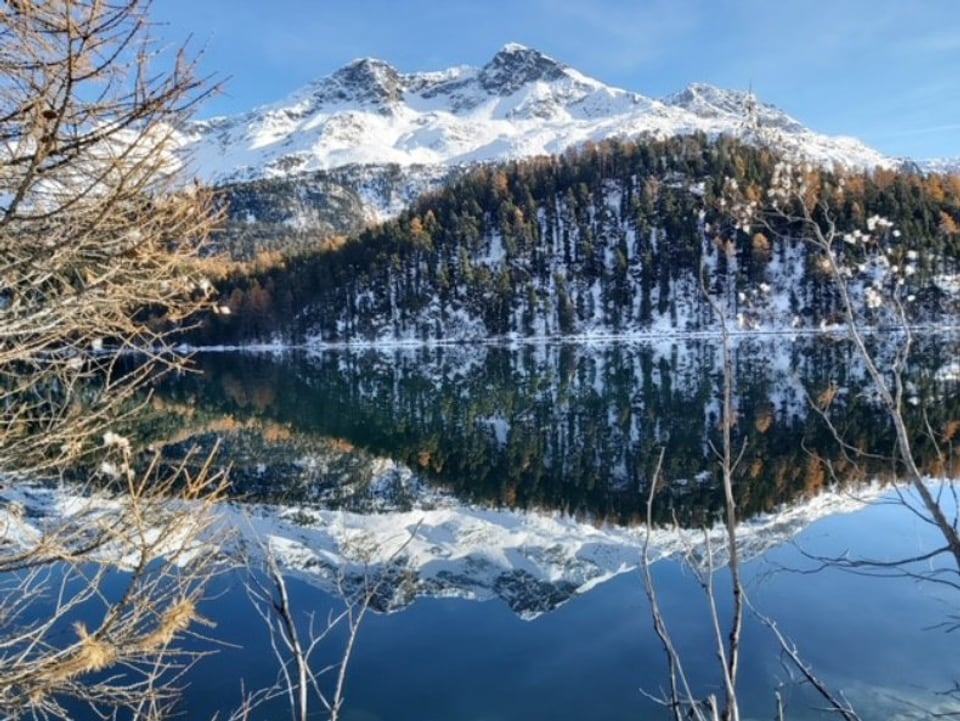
153, 0, 960, 159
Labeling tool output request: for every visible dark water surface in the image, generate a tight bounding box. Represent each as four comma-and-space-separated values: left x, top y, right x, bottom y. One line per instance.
145, 335, 960, 720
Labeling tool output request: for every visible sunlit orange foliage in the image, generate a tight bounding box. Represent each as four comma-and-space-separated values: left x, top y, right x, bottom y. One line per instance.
817, 384, 839, 410
804, 455, 826, 495
261, 423, 292, 443
943, 419, 960, 442
754, 407, 774, 433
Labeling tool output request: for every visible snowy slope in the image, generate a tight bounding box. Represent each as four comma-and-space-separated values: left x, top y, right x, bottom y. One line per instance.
183, 44, 893, 190
919, 157, 960, 175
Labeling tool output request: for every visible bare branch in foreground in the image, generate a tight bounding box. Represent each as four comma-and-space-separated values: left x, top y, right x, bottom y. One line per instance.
237, 520, 422, 721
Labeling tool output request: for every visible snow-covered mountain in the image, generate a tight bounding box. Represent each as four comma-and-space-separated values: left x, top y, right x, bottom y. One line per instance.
919, 157, 960, 175
185, 44, 893, 225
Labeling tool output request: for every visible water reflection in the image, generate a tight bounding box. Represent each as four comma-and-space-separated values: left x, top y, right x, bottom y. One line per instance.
169, 484, 957, 721
136, 336, 960, 719
155, 335, 960, 526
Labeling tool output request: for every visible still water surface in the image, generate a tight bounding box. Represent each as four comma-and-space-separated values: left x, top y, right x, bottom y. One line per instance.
150, 335, 960, 720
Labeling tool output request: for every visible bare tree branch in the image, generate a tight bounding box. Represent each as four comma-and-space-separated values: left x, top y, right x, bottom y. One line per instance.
0, 2, 228, 718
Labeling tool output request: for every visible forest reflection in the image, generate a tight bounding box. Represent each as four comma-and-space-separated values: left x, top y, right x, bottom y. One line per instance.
151, 335, 960, 527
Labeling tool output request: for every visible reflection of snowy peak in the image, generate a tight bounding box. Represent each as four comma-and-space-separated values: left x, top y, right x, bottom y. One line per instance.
0, 470, 887, 620
184, 43, 892, 191
237, 474, 882, 619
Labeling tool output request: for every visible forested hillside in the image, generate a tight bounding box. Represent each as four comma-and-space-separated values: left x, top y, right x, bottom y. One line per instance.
209, 162, 457, 260
196, 135, 960, 344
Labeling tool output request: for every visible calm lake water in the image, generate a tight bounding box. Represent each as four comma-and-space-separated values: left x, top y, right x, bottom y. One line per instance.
146, 334, 960, 720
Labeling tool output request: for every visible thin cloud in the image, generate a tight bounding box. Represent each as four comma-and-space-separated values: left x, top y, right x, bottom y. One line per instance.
877, 123, 960, 138
537, 0, 699, 66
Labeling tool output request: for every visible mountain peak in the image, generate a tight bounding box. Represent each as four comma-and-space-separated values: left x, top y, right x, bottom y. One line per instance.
499, 41, 533, 54
662, 82, 806, 134
187, 47, 894, 188
479, 43, 567, 95
663, 83, 753, 115
330, 57, 402, 105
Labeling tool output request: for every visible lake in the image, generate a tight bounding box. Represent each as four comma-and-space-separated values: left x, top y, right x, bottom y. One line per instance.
145, 334, 960, 720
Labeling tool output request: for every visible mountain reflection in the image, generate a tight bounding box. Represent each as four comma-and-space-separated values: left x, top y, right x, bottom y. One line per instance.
153, 335, 960, 526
